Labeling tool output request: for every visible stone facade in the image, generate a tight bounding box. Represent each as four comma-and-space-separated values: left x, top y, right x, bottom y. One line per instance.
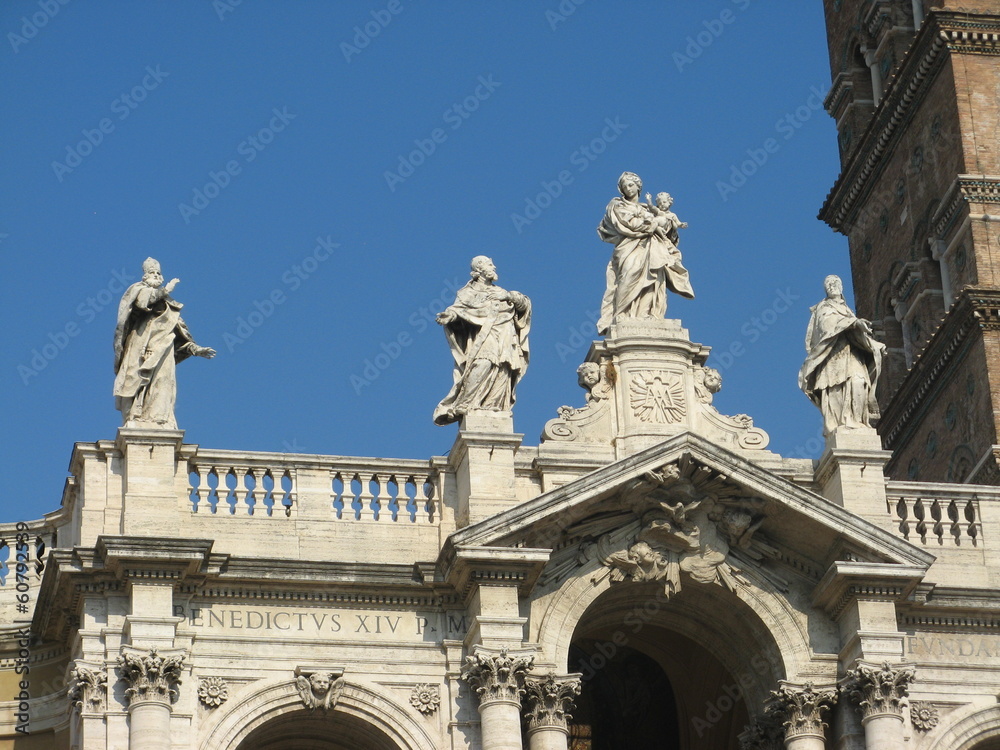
2, 312, 1000, 749
819, 1, 1000, 483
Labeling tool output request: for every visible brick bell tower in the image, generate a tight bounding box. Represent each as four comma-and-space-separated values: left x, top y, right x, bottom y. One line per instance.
818, 1, 1000, 484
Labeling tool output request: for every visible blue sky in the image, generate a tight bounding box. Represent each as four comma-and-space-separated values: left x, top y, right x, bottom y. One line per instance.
1, 0, 852, 524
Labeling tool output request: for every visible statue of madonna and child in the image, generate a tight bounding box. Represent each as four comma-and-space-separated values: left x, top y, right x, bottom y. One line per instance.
597, 171, 694, 335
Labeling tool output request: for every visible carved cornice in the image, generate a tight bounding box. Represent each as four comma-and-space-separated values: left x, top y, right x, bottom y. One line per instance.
880, 289, 992, 454
523, 674, 581, 732
841, 662, 915, 721
767, 682, 838, 740
820, 12, 1000, 232
462, 647, 534, 707
931, 176, 1000, 239
117, 647, 185, 708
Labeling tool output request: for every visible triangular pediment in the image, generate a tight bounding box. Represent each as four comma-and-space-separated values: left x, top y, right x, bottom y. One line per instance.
444, 433, 933, 596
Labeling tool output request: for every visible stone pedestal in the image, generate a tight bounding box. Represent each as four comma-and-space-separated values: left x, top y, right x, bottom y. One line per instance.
815, 428, 893, 529
450, 411, 523, 527
116, 427, 186, 537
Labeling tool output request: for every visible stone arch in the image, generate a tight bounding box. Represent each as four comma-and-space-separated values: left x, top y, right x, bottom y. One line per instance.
924, 703, 1000, 750
198, 678, 438, 750
529, 552, 818, 689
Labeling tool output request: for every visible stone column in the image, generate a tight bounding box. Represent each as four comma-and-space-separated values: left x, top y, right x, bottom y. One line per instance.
68, 663, 109, 750
768, 683, 838, 750
118, 646, 185, 750
841, 662, 914, 750
462, 647, 534, 750
523, 674, 581, 750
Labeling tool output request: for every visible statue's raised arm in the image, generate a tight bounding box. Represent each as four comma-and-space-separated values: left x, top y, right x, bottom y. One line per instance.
113, 258, 215, 429
597, 172, 694, 335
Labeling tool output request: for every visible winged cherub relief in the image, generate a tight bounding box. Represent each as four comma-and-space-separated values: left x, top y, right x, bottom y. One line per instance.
295, 670, 344, 711
601, 462, 766, 599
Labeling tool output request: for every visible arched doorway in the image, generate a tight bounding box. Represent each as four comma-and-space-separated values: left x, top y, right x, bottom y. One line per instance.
236, 708, 402, 750
564, 581, 785, 750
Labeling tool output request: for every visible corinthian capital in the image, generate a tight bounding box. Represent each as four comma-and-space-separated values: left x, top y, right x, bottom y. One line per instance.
767, 682, 838, 740
461, 647, 534, 706
842, 661, 915, 720
523, 673, 582, 732
117, 646, 185, 707
68, 664, 108, 715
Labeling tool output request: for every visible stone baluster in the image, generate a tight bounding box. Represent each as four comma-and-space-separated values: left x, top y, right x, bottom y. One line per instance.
462, 647, 534, 750
118, 646, 185, 750
523, 673, 582, 750
767, 683, 838, 750
841, 662, 914, 750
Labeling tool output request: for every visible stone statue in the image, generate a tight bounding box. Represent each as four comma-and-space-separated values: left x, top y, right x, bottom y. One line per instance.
433, 256, 531, 425
597, 172, 694, 335
113, 258, 216, 428
799, 275, 885, 435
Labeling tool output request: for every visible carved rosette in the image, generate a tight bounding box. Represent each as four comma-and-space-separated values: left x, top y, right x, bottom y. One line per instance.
461, 647, 534, 707
68, 666, 108, 715
767, 683, 838, 740
117, 647, 185, 708
410, 683, 441, 715
910, 701, 940, 732
197, 677, 229, 708
842, 662, 915, 721
523, 674, 581, 733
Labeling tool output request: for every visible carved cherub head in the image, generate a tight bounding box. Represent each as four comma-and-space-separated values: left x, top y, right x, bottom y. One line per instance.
702, 367, 722, 394
296, 671, 341, 711
655, 192, 673, 210
577, 362, 601, 390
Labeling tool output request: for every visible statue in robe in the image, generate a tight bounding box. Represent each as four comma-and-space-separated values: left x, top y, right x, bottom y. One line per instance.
597, 172, 694, 335
799, 275, 885, 434
433, 256, 531, 425
113, 258, 215, 428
